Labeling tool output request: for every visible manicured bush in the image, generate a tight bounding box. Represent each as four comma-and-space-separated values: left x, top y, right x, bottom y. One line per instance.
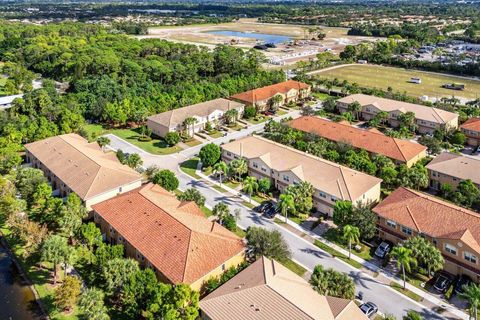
199, 143, 221, 167
164, 132, 180, 146
244, 106, 257, 119
152, 169, 179, 191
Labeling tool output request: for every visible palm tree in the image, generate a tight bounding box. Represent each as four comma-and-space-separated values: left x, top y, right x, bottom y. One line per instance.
342, 225, 360, 259
213, 161, 228, 187
224, 109, 239, 125
229, 158, 248, 182
347, 101, 362, 121
96, 136, 110, 152
212, 202, 230, 225
269, 94, 284, 112
183, 117, 198, 137
242, 176, 258, 203
278, 193, 295, 223
390, 246, 417, 290
460, 283, 480, 320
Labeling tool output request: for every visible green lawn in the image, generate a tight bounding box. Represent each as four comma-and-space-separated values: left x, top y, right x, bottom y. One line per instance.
212, 184, 227, 193
323, 228, 373, 261
82, 124, 182, 155
312, 92, 331, 101
180, 158, 201, 179
246, 116, 269, 125
224, 180, 241, 190
315, 64, 480, 100
183, 138, 202, 147
233, 227, 246, 239
279, 258, 307, 277
227, 123, 244, 131
390, 282, 423, 302
200, 205, 213, 217
208, 131, 224, 138
242, 201, 255, 209
313, 240, 363, 269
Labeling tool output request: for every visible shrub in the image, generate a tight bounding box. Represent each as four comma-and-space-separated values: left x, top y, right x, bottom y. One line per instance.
138, 135, 152, 142
164, 132, 180, 146
244, 106, 257, 119
222, 214, 237, 231
199, 143, 221, 167
152, 170, 179, 191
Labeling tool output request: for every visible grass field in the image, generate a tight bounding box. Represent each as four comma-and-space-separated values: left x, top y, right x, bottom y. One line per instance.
82, 124, 182, 155
316, 64, 480, 100
179, 158, 201, 179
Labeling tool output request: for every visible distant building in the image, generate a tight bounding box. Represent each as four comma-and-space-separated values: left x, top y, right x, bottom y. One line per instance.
230, 80, 311, 112
288, 116, 427, 167
200, 256, 368, 320
336, 94, 459, 134
92, 183, 245, 291
374, 187, 480, 281
426, 152, 480, 191
221, 135, 382, 216
24, 133, 143, 209
460, 117, 480, 147
147, 98, 244, 138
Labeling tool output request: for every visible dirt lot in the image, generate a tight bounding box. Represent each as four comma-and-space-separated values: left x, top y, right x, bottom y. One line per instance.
139, 19, 381, 67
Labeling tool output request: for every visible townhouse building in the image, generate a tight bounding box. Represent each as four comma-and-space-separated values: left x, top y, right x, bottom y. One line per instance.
24, 133, 143, 210
460, 117, 480, 147
147, 98, 245, 138
288, 116, 427, 167
374, 187, 480, 281
221, 135, 382, 216
200, 256, 368, 320
230, 80, 311, 112
92, 183, 245, 291
336, 94, 458, 134
426, 152, 480, 191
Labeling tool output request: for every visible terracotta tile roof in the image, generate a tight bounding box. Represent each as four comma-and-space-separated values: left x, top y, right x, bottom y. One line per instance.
426, 152, 480, 186
230, 80, 310, 104
288, 116, 427, 163
373, 187, 480, 254
221, 135, 382, 201
24, 133, 142, 201
337, 94, 458, 125
461, 117, 480, 132
147, 98, 244, 128
92, 183, 245, 284
200, 256, 367, 320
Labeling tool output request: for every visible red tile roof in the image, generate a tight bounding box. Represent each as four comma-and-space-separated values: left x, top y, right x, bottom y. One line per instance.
230, 80, 310, 104
373, 187, 480, 254
288, 116, 427, 163
92, 183, 245, 284
461, 118, 480, 132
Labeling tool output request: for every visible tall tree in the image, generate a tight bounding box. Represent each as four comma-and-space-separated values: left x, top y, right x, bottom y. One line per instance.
212, 202, 230, 225
460, 283, 480, 320
199, 143, 221, 167
78, 288, 110, 320
278, 193, 295, 223
242, 176, 258, 203
342, 225, 360, 259
246, 227, 291, 262
41, 235, 69, 285
213, 161, 228, 187
403, 236, 444, 276
177, 188, 206, 207
152, 169, 179, 191
391, 246, 417, 290
55, 275, 82, 312
310, 265, 355, 299
101, 258, 139, 296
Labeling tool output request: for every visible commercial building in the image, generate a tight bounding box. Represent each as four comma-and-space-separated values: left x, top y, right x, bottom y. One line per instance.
200, 256, 368, 320
288, 116, 427, 167
460, 117, 480, 147
230, 80, 311, 112
92, 183, 245, 291
147, 98, 245, 138
221, 135, 382, 216
426, 152, 480, 191
374, 187, 480, 280
24, 133, 143, 209
336, 94, 459, 134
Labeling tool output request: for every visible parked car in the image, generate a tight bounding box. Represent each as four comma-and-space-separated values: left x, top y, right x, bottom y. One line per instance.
265, 43, 276, 48
433, 272, 454, 293
374, 241, 391, 259
359, 302, 378, 317
454, 275, 472, 295
254, 201, 273, 213
263, 205, 279, 219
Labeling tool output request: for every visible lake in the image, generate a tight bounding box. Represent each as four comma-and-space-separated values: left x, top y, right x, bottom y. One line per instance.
205, 30, 291, 44
0, 243, 43, 320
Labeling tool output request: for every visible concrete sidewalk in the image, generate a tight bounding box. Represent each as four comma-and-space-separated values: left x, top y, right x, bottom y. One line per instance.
196, 168, 469, 320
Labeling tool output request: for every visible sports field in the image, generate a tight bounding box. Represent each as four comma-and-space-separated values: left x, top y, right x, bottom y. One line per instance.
314, 64, 480, 101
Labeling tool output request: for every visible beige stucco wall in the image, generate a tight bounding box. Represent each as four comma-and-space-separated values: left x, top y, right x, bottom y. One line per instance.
85, 179, 143, 210
147, 118, 171, 138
